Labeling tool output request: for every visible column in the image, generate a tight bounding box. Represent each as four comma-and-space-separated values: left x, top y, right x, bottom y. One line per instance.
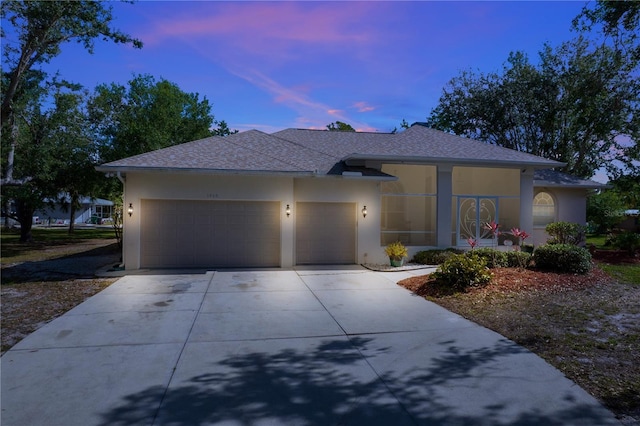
520, 168, 534, 234
437, 165, 453, 247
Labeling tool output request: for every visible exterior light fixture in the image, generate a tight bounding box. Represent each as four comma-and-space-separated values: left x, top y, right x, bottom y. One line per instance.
362, 205, 367, 218
127, 203, 133, 217
286, 204, 291, 217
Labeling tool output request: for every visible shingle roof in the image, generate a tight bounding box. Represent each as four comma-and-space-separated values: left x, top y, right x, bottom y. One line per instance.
533, 169, 609, 189
98, 130, 332, 174
273, 125, 563, 168
98, 124, 564, 175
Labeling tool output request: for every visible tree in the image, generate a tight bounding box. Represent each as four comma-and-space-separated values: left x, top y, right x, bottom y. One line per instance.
391, 119, 410, 134
1, 1, 142, 186
326, 121, 356, 132
1, 77, 95, 240
212, 120, 238, 137
48, 89, 104, 233
574, 0, 640, 64
608, 171, 640, 210
426, 37, 639, 179
89, 74, 223, 166
587, 190, 627, 234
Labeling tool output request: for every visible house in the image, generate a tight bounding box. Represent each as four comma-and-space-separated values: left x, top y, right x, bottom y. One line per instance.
36, 195, 114, 225
96, 123, 605, 270
619, 209, 640, 233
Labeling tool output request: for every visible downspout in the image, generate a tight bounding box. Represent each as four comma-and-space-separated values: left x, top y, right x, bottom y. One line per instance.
117, 172, 126, 268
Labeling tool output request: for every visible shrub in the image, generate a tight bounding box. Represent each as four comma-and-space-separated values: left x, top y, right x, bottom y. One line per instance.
432, 253, 492, 290
610, 231, 640, 254
412, 248, 463, 265
545, 222, 586, 245
533, 244, 592, 274
471, 248, 508, 268
505, 251, 532, 268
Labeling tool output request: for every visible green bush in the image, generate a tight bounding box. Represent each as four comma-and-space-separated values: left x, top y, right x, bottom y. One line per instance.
432, 253, 492, 291
610, 231, 640, 254
533, 244, 592, 274
471, 248, 508, 268
505, 251, 532, 268
412, 248, 463, 265
545, 222, 586, 245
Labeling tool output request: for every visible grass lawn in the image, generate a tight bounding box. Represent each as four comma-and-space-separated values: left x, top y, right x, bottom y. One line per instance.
586, 234, 609, 248
599, 263, 640, 285
587, 233, 639, 285
1, 226, 117, 265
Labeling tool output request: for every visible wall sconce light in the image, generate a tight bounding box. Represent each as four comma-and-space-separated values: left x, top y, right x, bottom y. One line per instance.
127, 203, 133, 217
362, 205, 367, 218
286, 204, 291, 217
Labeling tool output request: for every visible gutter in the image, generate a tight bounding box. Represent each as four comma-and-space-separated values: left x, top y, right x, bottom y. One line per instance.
342, 154, 566, 169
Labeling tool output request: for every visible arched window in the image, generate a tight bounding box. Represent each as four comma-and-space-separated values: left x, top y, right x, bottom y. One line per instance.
533, 191, 555, 227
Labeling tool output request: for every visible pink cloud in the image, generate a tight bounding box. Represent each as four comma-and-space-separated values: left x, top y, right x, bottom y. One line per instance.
140, 2, 383, 51
353, 101, 375, 113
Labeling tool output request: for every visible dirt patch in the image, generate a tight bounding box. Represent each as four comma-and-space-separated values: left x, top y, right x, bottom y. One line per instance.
1, 238, 120, 354
398, 266, 640, 424
1, 278, 116, 353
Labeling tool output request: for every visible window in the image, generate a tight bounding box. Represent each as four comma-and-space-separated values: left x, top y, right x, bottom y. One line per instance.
533, 192, 555, 227
380, 165, 437, 246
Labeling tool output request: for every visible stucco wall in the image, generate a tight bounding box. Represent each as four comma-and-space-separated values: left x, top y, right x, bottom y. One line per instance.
122, 172, 383, 269
531, 187, 588, 246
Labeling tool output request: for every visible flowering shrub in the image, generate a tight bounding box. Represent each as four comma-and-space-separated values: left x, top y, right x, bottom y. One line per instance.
510, 228, 530, 250
467, 237, 478, 249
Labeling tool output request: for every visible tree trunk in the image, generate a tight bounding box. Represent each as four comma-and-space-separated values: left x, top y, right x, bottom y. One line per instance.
15, 199, 34, 242
68, 201, 77, 234
3, 199, 11, 228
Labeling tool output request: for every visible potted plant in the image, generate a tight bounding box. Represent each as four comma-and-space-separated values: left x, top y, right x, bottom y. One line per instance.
385, 241, 408, 267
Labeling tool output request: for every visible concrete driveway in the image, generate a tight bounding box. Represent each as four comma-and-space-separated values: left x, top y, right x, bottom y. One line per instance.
1, 267, 620, 425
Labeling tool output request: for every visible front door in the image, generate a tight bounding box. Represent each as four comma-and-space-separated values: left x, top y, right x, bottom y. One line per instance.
457, 197, 498, 246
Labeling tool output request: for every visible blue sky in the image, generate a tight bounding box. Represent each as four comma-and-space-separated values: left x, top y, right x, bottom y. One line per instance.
33, 1, 588, 134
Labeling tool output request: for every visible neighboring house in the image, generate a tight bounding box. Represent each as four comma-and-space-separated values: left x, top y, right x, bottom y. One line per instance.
36, 195, 114, 225
619, 209, 640, 233
97, 123, 604, 270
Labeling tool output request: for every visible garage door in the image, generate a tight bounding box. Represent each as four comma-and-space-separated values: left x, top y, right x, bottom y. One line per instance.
296, 202, 356, 264
140, 200, 280, 268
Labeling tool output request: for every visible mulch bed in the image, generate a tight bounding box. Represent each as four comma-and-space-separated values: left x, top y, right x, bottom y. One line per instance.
592, 249, 640, 265
400, 266, 612, 298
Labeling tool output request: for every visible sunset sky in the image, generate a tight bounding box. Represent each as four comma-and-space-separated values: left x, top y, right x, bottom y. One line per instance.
33, 1, 587, 133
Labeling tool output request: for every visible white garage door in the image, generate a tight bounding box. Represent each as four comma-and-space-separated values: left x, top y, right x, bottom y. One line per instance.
141, 200, 281, 268
296, 202, 356, 265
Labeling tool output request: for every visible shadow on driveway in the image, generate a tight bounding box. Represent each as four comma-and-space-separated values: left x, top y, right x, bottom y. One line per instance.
1, 243, 120, 283
99, 336, 615, 426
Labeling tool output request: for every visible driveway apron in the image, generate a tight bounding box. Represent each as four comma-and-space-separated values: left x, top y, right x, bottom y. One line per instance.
1, 267, 621, 426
